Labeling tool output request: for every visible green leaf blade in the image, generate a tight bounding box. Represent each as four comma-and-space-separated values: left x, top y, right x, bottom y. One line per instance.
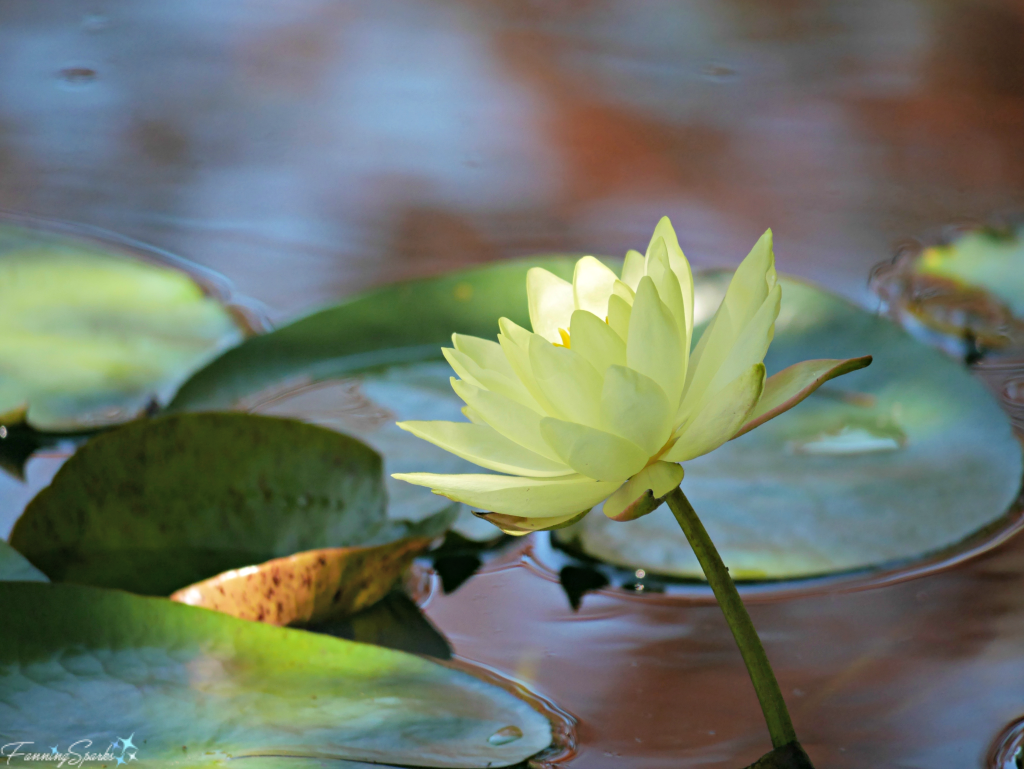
9, 413, 398, 594
0, 582, 552, 768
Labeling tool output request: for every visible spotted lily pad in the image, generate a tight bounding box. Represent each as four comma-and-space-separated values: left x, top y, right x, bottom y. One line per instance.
170, 538, 431, 626
0, 223, 248, 431
9, 413, 455, 594
554, 273, 1023, 580
0, 581, 552, 768
0, 540, 46, 582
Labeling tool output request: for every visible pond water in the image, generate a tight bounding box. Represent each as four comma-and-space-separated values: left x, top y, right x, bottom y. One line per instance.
3, 1, 1024, 766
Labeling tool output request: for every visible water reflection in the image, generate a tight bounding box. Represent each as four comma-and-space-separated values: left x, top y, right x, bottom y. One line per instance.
0, 0, 1021, 319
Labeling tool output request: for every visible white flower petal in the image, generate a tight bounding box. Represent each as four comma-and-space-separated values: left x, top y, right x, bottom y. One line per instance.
698, 284, 780, 404
540, 417, 650, 481
391, 471, 619, 517
527, 267, 574, 344
573, 256, 619, 318
451, 377, 562, 461
627, 276, 686, 407
397, 420, 574, 477
664, 363, 765, 462
607, 294, 632, 341
611, 279, 636, 304
569, 309, 626, 375
647, 216, 694, 338
443, 347, 541, 412
497, 318, 561, 415
462, 405, 485, 424
602, 461, 684, 522
452, 333, 516, 379
528, 334, 604, 426
725, 228, 776, 324
685, 229, 775, 398
621, 249, 646, 290
600, 364, 673, 455
684, 231, 778, 415
645, 238, 689, 378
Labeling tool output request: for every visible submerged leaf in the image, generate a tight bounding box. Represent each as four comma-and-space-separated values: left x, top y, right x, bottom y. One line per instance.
0, 223, 248, 431
10, 413, 453, 594
0, 582, 552, 768
170, 538, 432, 626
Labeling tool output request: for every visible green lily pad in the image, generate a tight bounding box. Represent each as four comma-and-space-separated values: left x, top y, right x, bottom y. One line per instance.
0, 223, 248, 431
171, 258, 1022, 560
251, 367, 507, 541
172, 258, 579, 541
170, 258, 576, 413
0, 581, 552, 768
9, 413, 454, 594
0, 539, 46, 582
915, 226, 1024, 318
871, 224, 1024, 352
554, 273, 1023, 580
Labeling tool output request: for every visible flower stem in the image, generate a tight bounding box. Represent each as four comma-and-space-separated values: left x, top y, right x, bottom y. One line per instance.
664, 486, 798, 750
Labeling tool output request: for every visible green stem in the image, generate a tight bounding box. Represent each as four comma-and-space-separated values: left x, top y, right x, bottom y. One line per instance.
664, 486, 798, 749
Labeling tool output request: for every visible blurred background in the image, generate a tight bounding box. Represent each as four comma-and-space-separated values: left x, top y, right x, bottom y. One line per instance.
1, 0, 1023, 321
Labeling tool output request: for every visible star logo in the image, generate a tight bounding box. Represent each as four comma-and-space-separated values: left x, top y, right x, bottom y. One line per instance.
115, 757, 125, 766
118, 735, 137, 752
126, 751, 137, 762
49, 746, 59, 755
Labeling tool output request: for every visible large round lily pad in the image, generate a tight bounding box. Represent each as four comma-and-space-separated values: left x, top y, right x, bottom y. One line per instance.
0, 581, 552, 768
554, 273, 1023, 579
170, 259, 1021, 567
9, 413, 454, 594
0, 222, 248, 431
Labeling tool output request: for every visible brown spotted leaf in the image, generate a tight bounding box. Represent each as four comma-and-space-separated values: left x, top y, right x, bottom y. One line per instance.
170, 537, 431, 626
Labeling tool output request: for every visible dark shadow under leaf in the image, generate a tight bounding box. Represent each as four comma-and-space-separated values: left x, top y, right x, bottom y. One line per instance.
558, 565, 609, 611
308, 591, 452, 660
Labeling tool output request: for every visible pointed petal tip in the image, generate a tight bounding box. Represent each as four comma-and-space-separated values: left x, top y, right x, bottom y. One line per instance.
733, 354, 875, 440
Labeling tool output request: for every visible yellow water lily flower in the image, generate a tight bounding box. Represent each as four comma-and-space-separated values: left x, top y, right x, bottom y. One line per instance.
393, 217, 870, 535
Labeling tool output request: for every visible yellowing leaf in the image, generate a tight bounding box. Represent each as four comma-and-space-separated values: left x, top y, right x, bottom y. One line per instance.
170, 538, 431, 626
